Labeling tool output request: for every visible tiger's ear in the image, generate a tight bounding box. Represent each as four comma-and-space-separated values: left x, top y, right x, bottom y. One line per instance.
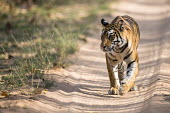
118, 20, 124, 31
118, 19, 130, 30
118, 20, 124, 25
101, 18, 109, 27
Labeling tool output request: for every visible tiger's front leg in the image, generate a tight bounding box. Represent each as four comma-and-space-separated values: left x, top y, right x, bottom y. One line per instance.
119, 53, 139, 95
106, 55, 120, 95
108, 65, 121, 95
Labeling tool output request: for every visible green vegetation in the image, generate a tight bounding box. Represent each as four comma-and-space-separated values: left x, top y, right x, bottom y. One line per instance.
0, 0, 114, 95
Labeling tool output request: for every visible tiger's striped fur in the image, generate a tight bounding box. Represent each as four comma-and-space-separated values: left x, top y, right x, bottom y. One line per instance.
100, 15, 140, 95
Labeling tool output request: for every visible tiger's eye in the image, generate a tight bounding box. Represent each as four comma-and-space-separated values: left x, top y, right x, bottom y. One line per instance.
111, 26, 115, 29
108, 35, 113, 40
120, 26, 124, 31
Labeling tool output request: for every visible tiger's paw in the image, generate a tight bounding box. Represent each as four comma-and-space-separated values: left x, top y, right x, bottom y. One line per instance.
108, 87, 119, 95
119, 84, 128, 95
130, 84, 138, 91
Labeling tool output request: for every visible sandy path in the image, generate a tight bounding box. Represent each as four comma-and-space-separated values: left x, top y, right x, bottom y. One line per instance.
1, 0, 170, 113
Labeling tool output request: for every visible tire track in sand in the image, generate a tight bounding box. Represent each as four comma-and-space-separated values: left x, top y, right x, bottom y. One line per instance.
1, 0, 170, 113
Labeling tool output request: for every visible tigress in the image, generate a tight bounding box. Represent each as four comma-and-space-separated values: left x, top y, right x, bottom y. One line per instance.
100, 15, 140, 95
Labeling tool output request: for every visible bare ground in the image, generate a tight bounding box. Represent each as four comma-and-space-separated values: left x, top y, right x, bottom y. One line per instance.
1, 0, 170, 113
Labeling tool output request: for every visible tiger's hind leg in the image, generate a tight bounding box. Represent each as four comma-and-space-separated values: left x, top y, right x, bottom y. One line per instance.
119, 54, 139, 95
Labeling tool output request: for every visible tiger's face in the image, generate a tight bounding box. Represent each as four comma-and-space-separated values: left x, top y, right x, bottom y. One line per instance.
100, 18, 130, 53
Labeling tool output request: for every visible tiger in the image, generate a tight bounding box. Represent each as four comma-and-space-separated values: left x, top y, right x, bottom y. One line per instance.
100, 15, 140, 95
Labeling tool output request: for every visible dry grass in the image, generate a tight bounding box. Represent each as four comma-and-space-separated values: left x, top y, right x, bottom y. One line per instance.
0, 0, 114, 95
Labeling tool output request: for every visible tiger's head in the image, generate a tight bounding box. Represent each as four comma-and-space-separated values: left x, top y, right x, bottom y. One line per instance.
100, 18, 131, 53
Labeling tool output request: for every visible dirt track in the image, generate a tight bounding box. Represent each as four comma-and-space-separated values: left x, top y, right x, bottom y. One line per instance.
1, 0, 170, 113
